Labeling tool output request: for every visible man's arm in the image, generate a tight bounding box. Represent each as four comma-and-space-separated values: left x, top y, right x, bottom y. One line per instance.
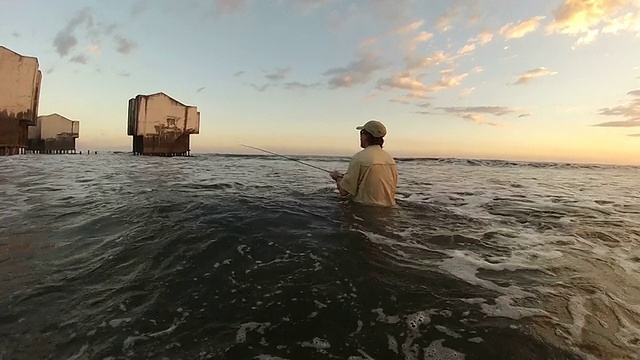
330, 159, 360, 197
329, 171, 349, 196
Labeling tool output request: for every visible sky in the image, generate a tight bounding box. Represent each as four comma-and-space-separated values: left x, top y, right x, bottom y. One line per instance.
1, 0, 639, 165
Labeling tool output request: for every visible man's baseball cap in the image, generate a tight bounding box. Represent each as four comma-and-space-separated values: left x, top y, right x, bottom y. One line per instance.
356, 120, 387, 138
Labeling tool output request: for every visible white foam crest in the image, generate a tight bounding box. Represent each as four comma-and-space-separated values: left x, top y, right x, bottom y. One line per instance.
398, 309, 435, 360
254, 355, 289, 360
387, 334, 399, 354
372, 308, 400, 324
460, 298, 486, 304
359, 230, 438, 254
423, 339, 466, 360
147, 323, 179, 338
108, 318, 131, 328
121, 311, 189, 352
300, 337, 331, 351
406, 310, 431, 331
348, 349, 375, 360
605, 294, 640, 354
437, 251, 534, 298
68, 344, 88, 360
480, 295, 549, 320
567, 295, 589, 340
123, 335, 148, 351
401, 331, 421, 360
435, 325, 462, 339
236, 322, 271, 344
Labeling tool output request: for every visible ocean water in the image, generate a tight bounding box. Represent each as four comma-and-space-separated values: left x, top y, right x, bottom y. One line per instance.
0, 153, 639, 360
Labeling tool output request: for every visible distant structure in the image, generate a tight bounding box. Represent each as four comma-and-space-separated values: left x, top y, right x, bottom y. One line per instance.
127, 92, 200, 156
0, 46, 42, 156
27, 113, 80, 154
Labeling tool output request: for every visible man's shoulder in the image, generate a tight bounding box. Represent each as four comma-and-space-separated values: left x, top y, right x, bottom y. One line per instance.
371, 147, 396, 165
350, 149, 368, 161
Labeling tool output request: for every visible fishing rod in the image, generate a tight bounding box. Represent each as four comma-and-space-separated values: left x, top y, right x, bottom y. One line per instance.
240, 144, 332, 173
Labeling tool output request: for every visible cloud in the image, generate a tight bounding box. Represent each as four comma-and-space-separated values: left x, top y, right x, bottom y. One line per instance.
596, 90, 640, 124
233, 71, 245, 77
518, 113, 532, 118
457, 43, 476, 56
377, 73, 430, 93
432, 105, 517, 126
53, 7, 136, 60
283, 81, 322, 90
460, 87, 475, 97
499, 16, 545, 39
395, 20, 425, 34
115, 36, 137, 54
463, 113, 502, 126
435, 4, 462, 32
404, 50, 450, 72
511, 67, 558, 85
265, 67, 291, 82
215, 0, 246, 14
247, 68, 320, 92
119, 72, 131, 77
11, 32, 19, 38
546, 0, 640, 44
291, 0, 332, 14
389, 92, 433, 105
70, 54, 88, 64
365, 0, 415, 24
323, 51, 386, 88
53, 7, 93, 57
402, 31, 435, 52
359, 37, 378, 48
471, 30, 494, 45
377, 71, 468, 98
250, 84, 270, 92
438, 106, 516, 116
132, 0, 148, 16
433, 1, 482, 33
602, 11, 640, 35
390, 97, 411, 105
593, 119, 640, 127
86, 44, 101, 55
628, 133, 640, 137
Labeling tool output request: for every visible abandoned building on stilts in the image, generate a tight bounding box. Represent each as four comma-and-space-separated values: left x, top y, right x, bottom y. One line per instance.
27, 113, 80, 154
127, 92, 200, 156
0, 46, 42, 156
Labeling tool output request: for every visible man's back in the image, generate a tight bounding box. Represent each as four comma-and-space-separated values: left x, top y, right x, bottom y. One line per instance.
339, 145, 398, 207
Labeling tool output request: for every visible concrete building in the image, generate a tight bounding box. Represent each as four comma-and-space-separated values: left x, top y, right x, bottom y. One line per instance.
27, 113, 80, 153
0, 46, 42, 155
127, 92, 200, 156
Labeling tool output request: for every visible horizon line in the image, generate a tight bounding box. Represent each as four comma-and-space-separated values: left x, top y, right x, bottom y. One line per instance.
98, 149, 639, 168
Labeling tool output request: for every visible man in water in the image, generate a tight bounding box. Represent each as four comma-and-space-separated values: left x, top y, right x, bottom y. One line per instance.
330, 120, 398, 207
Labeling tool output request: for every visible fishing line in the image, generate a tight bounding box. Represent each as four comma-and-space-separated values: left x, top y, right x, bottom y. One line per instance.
240, 144, 332, 173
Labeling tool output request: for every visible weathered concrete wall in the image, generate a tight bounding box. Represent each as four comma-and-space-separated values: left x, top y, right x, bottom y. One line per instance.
27, 116, 41, 140
0, 47, 41, 125
0, 46, 42, 154
27, 114, 80, 152
128, 92, 200, 155
0, 119, 21, 148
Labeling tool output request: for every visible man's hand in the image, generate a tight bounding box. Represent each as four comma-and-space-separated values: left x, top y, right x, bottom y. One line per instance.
329, 170, 343, 181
